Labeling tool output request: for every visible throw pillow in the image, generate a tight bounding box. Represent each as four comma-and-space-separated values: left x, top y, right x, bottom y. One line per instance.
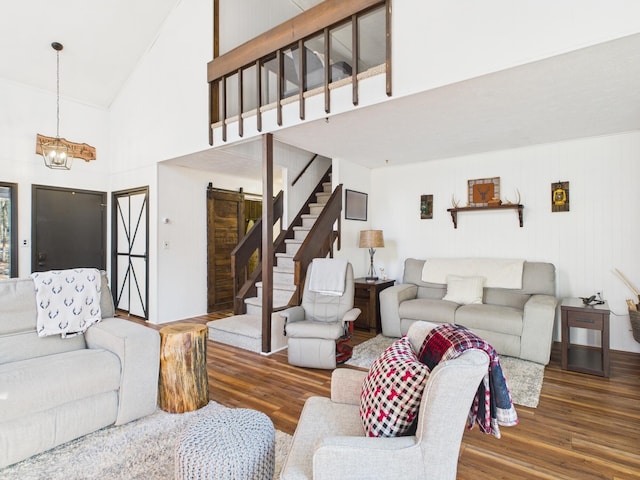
359, 336, 429, 437
442, 275, 485, 305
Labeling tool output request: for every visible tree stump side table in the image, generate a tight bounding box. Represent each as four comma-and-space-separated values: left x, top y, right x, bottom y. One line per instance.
158, 323, 209, 413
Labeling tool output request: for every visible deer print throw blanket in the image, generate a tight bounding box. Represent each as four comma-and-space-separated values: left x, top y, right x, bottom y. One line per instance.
31, 268, 102, 338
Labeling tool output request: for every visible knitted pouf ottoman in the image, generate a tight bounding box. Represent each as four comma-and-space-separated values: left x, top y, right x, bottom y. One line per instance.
175, 408, 275, 480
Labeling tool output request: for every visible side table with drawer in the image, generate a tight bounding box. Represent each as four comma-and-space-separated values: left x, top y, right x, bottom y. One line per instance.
353, 278, 395, 334
560, 298, 610, 377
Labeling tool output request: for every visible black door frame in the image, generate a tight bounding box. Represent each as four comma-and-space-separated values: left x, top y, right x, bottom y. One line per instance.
111, 187, 149, 319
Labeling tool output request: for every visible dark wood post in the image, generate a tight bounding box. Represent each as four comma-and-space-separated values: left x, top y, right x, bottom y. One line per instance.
261, 134, 274, 353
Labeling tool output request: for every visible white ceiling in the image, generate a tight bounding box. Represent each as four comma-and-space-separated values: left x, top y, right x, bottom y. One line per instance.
0, 0, 181, 107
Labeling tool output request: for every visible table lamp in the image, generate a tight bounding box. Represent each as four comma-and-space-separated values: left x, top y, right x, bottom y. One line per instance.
359, 230, 384, 281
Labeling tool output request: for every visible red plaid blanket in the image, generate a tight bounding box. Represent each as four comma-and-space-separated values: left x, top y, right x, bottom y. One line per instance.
417, 323, 518, 438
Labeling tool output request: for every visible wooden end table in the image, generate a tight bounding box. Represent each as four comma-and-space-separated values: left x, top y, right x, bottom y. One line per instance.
560, 298, 610, 377
353, 278, 395, 334
158, 323, 209, 413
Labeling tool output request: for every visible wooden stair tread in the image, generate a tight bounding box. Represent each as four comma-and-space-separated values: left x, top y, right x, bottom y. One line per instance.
255, 281, 296, 291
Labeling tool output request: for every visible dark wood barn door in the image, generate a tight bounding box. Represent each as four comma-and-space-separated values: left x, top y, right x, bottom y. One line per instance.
207, 187, 244, 312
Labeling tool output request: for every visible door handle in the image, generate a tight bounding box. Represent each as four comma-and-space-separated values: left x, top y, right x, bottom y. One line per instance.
38, 252, 46, 267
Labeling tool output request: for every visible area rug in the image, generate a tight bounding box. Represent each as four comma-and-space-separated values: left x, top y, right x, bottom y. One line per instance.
345, 334, 545, 408
0, 402, 292, 480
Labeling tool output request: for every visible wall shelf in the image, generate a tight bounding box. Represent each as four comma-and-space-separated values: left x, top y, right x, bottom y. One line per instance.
446, 204, 524, 228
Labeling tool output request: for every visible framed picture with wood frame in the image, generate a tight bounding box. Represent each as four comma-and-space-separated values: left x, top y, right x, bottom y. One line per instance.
420, 194, 433, 219
345, 189, 367, 221
468, 177, 500, 207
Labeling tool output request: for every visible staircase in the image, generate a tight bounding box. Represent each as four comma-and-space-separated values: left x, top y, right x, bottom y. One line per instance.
246, 180, 332, 315
207, 179, 334, 354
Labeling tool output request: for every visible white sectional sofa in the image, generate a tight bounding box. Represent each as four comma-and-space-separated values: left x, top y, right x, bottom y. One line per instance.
0, 273, 160, 468
380, 258, 558, 364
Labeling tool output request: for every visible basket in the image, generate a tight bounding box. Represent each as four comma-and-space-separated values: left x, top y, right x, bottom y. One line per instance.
630, 309, 640, 344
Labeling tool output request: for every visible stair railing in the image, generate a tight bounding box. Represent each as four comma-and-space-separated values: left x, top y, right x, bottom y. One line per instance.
291, 154, 318, 187
291, 183, 343, 305
231, 190, 284, 314
231, 167, 336, 315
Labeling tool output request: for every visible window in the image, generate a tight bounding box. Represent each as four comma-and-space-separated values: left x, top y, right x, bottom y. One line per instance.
0, 182, 18, 278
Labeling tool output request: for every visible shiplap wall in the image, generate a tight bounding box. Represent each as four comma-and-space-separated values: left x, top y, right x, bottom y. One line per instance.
369, 131, 640, 353
219, 0, 322, 55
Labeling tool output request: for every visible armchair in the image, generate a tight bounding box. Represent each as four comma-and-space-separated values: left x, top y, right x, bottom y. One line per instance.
280, 343, 489, 479
282, 259, 360, 369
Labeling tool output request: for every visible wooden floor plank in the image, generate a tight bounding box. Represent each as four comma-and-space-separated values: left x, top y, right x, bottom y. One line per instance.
124, 312, 640, 480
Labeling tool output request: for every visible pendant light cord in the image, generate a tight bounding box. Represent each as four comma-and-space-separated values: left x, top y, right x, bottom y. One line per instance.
56, 48, 60, 138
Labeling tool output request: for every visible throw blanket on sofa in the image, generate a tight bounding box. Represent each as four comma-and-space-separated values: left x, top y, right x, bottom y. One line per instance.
421, 258, 525, 289
31, 268, 102, 338
417, 323, 518, 438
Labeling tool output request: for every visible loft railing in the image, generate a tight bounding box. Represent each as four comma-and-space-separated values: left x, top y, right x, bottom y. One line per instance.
291, 183, 343, 306
207, 0, 391, 144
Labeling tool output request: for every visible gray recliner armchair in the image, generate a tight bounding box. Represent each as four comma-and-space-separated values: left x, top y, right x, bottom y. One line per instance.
282, 259, 360, 369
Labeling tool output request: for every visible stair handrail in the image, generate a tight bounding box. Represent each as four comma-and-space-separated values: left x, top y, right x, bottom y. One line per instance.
291, 183, 343, 305
230, 166, 336, 315
291, 154, 318, 186
230, 190, 284, 314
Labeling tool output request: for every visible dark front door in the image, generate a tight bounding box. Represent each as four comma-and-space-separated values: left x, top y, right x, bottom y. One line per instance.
32, 185, 106, 272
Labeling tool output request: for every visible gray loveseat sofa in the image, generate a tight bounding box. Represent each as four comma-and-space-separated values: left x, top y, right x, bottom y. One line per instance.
0, 274, 160, 468
380, 258, 557, 364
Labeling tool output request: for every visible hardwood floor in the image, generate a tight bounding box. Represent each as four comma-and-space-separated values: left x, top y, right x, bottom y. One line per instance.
127, 312, 640, 479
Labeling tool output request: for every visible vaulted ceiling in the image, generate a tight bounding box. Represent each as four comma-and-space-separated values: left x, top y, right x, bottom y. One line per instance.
3, 1, 639, 180
0, 0, 181, 107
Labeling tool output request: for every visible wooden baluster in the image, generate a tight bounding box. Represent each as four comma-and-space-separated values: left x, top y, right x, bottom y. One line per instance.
298, 39, 305, 120
352, 14, 359, 106
238, 68, 243, 137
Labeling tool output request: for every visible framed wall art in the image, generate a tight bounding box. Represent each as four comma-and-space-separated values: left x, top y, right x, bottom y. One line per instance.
420, 194, 433, 219
345, 189, 367, 221
551, 181, 569, 212
468, 177, 500, 207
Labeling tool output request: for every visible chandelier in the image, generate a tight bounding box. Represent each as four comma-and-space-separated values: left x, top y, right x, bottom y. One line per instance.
37, 42, 96, 170
41, 42, 72, 169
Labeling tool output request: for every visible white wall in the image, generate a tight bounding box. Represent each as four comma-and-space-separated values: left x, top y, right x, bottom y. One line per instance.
0, 78, 110, 277
369, 131, 640, 353
332, 158, 374, 279
393, 0, 640, 98
219, 0, 323, 54
108, 0, 213, 322
156, 163, 264, 323
278, 148, 331, 228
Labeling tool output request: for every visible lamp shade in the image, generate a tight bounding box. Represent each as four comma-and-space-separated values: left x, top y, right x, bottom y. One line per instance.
359, 230, 384, 248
